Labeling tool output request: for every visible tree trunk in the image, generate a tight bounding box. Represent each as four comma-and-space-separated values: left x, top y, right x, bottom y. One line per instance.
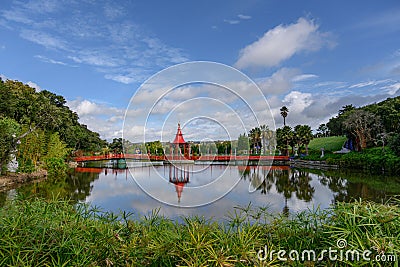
286, 140, 289, 156
0, 159, 5, 175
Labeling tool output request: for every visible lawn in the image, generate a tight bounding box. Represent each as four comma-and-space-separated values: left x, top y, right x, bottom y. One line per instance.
308, 136, 347, 152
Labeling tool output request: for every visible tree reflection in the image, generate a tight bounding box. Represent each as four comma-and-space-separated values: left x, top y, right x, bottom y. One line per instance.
239, 166, 316, 214
16, 168, 102, 203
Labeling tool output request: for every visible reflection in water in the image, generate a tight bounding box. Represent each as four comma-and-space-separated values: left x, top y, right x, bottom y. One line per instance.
240, 166, 315, 214
2, 165, 400, 220
168, 165, 190, 203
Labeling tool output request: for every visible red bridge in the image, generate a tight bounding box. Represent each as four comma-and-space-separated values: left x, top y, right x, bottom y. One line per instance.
74, 153, 289, 162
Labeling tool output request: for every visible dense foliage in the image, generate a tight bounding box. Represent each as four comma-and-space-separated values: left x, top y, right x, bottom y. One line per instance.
326, 97, 400, 150
0, 78, 105, 174
0, 197, 398, 266
276, 125, 313, 156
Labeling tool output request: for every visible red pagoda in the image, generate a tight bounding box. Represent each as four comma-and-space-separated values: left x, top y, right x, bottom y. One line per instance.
171, 123, 190, 159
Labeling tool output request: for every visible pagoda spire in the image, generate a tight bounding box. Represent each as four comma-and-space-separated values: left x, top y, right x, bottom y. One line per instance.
173, 123, 186, 144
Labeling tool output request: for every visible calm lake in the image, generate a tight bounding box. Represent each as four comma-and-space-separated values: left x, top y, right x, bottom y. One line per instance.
2, 164, 400, 220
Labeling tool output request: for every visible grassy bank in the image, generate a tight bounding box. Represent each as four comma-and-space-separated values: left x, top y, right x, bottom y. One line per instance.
0, 197, 399, 266
308, 136, 347, 152
302, 147, 400, 174
300, 137, 400, 174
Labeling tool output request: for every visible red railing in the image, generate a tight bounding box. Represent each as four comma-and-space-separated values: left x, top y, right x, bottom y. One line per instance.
74, 154, 289, 162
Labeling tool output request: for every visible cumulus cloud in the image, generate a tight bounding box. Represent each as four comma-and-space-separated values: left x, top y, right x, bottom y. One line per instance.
235, 17, 334, 69
258, 68, 301, 95
67, 99, 126, 140
68, 99, 103, 116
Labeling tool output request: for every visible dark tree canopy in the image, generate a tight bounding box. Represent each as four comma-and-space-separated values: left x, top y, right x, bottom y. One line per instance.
0, 78, 105, 153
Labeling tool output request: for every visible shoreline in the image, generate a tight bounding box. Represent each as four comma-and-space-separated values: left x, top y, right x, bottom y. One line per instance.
0, 170, 48, 192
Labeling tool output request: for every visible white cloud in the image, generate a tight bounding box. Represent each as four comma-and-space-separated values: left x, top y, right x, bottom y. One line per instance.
381, 82, 400, 95
20, 29, 69, 50
26, 81, 42, 92
69, 51, 123, 68
283, 91, 313, 112
258, 68, 301, 95
292, 74, 318, 82
349, 81, 377, 88
313, 81, 347, 89
238, 14, 251, 20
0, 74, 9, 81
3, 0, 188, 85
349, 79, 391, 89
104, 74, 136, 84
67, 98, 126, 140
22, 0, 60, 14
224, 19, 240, 25
68, 99, 102, 116
34, 55, 70, 66
103, 3, 125, 20
235, 17, 334, 69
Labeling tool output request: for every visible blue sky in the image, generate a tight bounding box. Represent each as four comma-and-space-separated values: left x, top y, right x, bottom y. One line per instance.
1, 0, 400, 141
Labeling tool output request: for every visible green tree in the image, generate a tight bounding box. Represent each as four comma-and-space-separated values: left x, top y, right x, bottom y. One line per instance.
237, 133, 250, 154
294, 125, 313, 155
17, 128, 46, 171
0, 79, 105, 154
316, 123, 329, 137
109, 138, 124, 154
343, 110, 382, 150
276, 126, 293, 156
45, 132, 69, 160
216, 141, 231, 155
326, 105, 355, 136
145, 141, 164, 155
389, 134, 400, 157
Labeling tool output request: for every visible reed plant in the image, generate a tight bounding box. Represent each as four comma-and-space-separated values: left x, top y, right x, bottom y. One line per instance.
0, 196, 398, 266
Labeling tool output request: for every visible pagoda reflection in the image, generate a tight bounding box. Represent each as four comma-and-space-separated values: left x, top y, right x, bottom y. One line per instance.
168, 164, 190, 203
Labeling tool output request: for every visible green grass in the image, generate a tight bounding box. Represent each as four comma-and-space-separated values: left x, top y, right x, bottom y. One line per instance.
308, 136, 347, 152
0, 197, 399, 266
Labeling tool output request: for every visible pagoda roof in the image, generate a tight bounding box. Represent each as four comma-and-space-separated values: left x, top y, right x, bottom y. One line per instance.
173, 123, 187, 144
174, 182, 186, 202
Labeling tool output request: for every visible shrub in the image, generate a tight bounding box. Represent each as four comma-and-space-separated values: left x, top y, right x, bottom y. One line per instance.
45, 157, 67, 178
389, 134, 400, 157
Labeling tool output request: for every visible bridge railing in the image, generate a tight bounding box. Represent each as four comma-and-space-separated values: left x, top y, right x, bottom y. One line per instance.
74, 154, 289, 162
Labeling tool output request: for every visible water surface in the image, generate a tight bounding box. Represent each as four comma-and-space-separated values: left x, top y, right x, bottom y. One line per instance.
2, 164, 400, 220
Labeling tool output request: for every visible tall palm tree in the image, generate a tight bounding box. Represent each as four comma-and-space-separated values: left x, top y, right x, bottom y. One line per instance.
280, 106, 289, 126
